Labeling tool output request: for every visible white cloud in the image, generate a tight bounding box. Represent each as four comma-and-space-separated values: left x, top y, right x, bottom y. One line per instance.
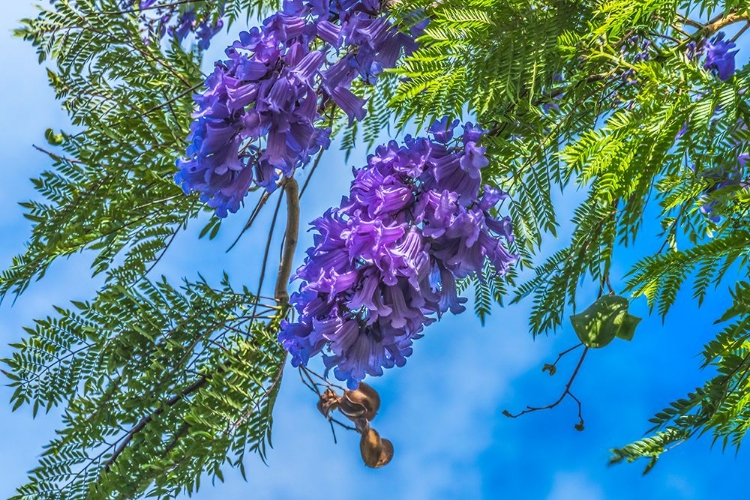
546, 472, 604, 500
665, 475, 696, 500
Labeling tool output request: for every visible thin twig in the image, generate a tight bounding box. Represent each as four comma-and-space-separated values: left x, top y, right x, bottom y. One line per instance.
299, 148, 326, 200
32, 144, 82, 163
99, 0, 202, 15
504, 347, 589, 427
226, 190, 274, 252
547, 343, 584, 372
250, 188, 285, 321
731, 22, 750, 43
329, 417, 358, 432
103, 375, 208, 471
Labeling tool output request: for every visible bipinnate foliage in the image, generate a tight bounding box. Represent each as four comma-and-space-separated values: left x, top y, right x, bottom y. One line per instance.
385, 0, 750, 471
6, 276, 285, 498
5, 1, 288, 498
5, 0, 750, 496
7, 278, 285, 498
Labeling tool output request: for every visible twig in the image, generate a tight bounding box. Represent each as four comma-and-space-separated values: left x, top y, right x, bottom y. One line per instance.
250, 188, 285, 321
302, 365, 347, 392
329, 417, 358, 432
675, 14, 704, 30
141, 83, 203, 117
226, 189, 274, 252
299, 366, 321, 396
32, 144, 82, 163
299, 148, 326, 200
103, 375, 208, 471
504, 347, 589, 429
545, 343, 584, 373
703, 12, 749, 36
99, 0, 202, 15
605, 274, 615, 294
731, 22, 750, 43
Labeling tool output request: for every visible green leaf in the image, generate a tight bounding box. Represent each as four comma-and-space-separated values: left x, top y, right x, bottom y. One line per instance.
44, 128, 64, 146
570, 295, 641, 348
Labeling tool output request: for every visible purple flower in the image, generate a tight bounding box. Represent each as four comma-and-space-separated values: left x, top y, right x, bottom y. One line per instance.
428, 116, 460, 143
177, 0, 424, 216
541, 94, 562, 113
171, 10, 196, 42
195, 17, 224, 50
460, 142, 490, 177
739, 153, 749, 168
279, 120, 518, 388
703, 32, 739, 81
463, 122, 487, 143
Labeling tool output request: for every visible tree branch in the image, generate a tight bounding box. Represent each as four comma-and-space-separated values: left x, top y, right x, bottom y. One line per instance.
275, 178, 300, 305
704, 12, 750, 36
103, 375, 208, 472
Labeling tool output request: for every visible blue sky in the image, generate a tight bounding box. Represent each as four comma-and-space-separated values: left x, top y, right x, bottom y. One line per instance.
1, 3, 749, 499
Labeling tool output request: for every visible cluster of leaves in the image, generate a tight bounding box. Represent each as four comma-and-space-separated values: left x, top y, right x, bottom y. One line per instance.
381, 0, 596, 321
4, 1, 293, 498
610, 280, 750, 472
5, 276, 285, 498
6, 0, 207, 296
386, 0, 750, 469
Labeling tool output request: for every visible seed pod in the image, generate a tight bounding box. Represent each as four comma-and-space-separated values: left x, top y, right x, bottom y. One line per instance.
359, 427, 384, 468
338, 397, 367, 420
376, 439, 394, 468
317, 388, 341, 418
343, 382, 381, 421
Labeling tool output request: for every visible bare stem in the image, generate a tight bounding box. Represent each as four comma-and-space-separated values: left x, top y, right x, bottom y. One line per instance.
504, 347, 589, 429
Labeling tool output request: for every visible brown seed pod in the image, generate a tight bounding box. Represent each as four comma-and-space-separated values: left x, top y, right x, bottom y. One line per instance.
376, 438, 394, 468
342, 382, 381, 421
359, 427, 384, 468
317, 388, 341, 418
338, 396, 367, 419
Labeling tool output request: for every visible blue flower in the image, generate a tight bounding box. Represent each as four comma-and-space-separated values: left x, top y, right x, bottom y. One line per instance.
703, 32, 739, 81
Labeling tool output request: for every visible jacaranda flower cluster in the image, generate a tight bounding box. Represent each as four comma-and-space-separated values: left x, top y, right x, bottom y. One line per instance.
175, 0, 421, 217
121, 1, 226, 48
279, 120, 519, 388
